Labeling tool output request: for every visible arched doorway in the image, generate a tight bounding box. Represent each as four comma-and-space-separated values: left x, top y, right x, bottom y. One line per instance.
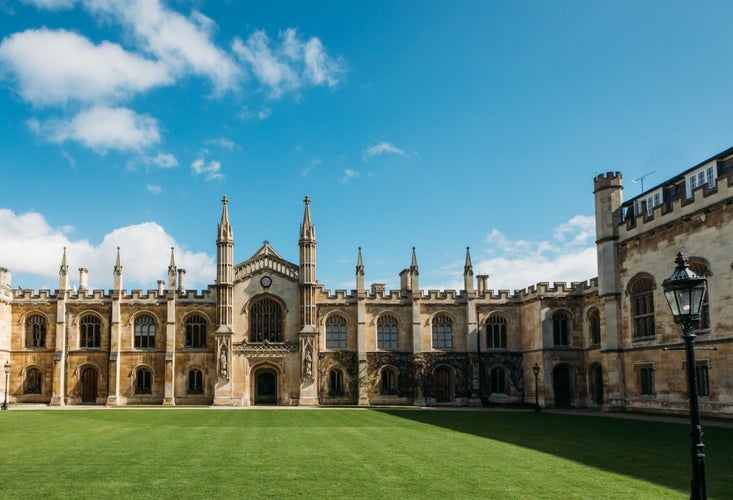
254, 368, 277, 405
590, 364, 603, 405
80, 367, 98, 403
553, 365, 572, 408
434, 366, 452, 403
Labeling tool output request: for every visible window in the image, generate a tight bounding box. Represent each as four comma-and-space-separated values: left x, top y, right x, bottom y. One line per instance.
185, 315, 207, 348
250, 298, 282, 342
688, 260, 711, 331
639, 366, 654, 395
329, 369, 344, 396
588, 309, 601, 346
188, 368, 203, 394
380, 367, 398, 395
377, 315, 398, 350
80, 314, 101, 348
135, 368, 152, 394
486, 314, 507, 349
432, 315, 453, 349
489, 367, 507, 394
697, 365, 709, 397
686, 165, 717, 198
631, 277, 655, 339
25, 314, 46, 348
325, 315, 347, 349
552, 311, 569, 346
24, 367, 42, 394
134, 315, 156, 349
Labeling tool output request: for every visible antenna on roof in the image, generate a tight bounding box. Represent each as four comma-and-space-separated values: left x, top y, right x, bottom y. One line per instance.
632, 170, 656, 193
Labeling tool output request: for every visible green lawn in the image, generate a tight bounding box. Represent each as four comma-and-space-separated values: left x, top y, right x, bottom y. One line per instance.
0, 409, 731, 499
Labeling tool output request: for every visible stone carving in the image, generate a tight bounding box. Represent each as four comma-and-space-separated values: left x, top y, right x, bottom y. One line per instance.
303, 340, 313, 378
218, 340, 228, 380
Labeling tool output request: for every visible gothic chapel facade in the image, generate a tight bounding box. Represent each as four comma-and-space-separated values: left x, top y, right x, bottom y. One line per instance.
1, 148, 733, 415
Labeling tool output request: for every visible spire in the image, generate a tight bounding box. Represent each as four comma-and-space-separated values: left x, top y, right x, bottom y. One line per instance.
59, 247, 69, 291
113, 246, 123, 291
356, 247, 364, 276
463, 246, 474, 294
355, 247, 364, 293
464, 247, 473, 276
217, 195, 233, 243
410, 247, 419, 274
168, 247, 176, 290
299, 195, 316, 242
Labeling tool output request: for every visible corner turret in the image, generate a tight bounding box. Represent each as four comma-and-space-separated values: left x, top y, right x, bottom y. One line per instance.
113, 247, 123, 291
356, 247, 365, 292
463, 246, 474, 293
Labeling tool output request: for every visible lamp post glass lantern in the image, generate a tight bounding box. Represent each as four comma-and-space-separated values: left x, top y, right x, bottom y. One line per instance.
2, 360, 9, 411
662, 252, 708, 500
532, 363, 541, 413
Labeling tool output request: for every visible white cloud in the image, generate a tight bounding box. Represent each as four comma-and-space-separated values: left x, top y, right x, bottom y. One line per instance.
339, 169, 360, 183
146, 184, 162, 195
21, 0, 76, 11
30, 106, 160, 152
204, 137, 238, 150
83, 0, 240, 94
423, 215, 598, 291
363, 141, 406, 161
148, 152, 178, 168
0, 208, 215, 289
0, 28, 171, 106
232, 28, 344, 97
301, 159, 321, 176
191, 158, 224, 181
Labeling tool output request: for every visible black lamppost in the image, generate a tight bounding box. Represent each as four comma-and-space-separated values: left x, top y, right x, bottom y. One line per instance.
662, 252, 708, 500
533, 363, 541, 413
2, 361, 9, 411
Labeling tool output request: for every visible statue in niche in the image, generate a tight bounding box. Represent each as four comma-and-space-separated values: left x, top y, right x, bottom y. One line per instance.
218, 340, 229, 379
303, 344, 313, 378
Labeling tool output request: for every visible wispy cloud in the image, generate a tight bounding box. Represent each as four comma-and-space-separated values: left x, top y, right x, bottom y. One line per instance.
301, 159, 321, 176
204, 137, 239, 150
339, 168, 360, 183
146, 184, 162, 195
191, 158, 224, 181
363, 141, 406, 161
232, 28, 345, 98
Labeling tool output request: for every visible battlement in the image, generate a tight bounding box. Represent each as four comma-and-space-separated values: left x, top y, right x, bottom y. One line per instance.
594, 171, 622, 190
620, 169, 733, 235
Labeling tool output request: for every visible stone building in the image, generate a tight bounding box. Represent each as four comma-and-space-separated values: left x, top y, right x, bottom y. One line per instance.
1, 148, 732, 415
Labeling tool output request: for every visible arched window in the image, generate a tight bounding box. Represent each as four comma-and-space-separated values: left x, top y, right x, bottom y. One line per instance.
630, 276, 655, 338
552, 311, 570, 346
134, 315, 156, 349
185, 315, 207, 348
432, 315, 453, 349
486, 314, 507, 349
688, 260, 711, 331
588, 309, 601, 346
25, 315, 46, 348
135, 367, 152, 394
188, 368, 203, 394
329, 368, 345, 396
80, 315, 101, 348
250, 298, 282, 342
380, 367, 398, 395
377, 315, 398, 350
24, 367, 42, 394
489, 367, 507, 394
325, 315, 346, 349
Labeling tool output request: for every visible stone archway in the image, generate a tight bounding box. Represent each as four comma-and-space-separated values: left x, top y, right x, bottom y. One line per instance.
589, 363, 603, 405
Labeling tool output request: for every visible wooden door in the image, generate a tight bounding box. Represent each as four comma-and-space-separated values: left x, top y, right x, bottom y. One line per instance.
553, 366, 572, 407
80, 367, 98, 403
435, 367, 451, 402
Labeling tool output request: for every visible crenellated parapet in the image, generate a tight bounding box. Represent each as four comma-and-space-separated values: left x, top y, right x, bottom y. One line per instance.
620, 151, 733, 236
594, 171, 623, 191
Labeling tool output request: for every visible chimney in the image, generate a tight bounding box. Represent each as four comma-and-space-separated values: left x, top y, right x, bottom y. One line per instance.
79, 268, 89, 292
157, 280, 165, 296
178, 269, 186, 294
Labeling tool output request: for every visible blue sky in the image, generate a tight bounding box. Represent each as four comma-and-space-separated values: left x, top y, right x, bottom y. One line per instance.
1, 0, 733, 293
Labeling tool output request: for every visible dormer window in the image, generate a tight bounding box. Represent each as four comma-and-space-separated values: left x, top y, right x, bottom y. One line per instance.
686, 163, 717, 199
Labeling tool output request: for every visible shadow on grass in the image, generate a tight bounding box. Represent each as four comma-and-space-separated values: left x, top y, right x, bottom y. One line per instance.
376, 409, 733, 498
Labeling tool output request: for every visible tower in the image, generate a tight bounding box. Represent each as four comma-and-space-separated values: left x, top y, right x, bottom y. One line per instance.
214, 196, 234, 405
593, 171, 624, 410
298, 195, 318, 406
